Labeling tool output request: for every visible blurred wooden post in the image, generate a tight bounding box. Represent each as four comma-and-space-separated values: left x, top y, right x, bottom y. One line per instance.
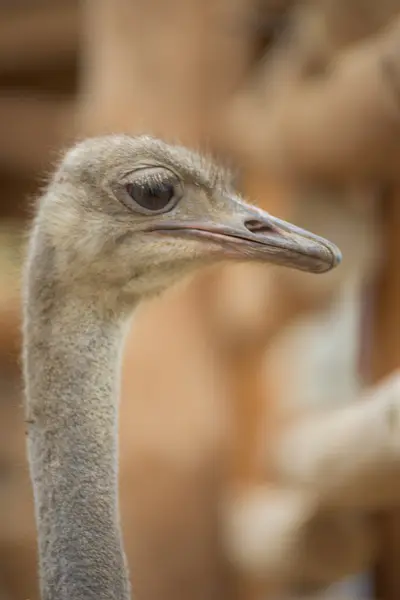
372, 193, 400, 600
78, 0, 255, 145
77, 4, 269, 600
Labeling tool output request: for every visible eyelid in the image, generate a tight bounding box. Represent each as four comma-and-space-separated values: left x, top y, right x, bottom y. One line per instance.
120, 165, 180, 183
134, 173, 173, 188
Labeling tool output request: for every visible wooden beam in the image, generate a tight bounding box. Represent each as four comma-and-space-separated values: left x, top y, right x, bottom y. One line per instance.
0, 95, 75, 174
371, 192, 400, 600
0, 2, 78, 74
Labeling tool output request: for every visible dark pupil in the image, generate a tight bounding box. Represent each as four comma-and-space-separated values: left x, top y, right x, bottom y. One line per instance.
127, 181, 175, 211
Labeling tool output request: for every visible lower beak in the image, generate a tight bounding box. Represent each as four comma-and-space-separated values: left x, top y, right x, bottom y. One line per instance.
147, 211, 341, 274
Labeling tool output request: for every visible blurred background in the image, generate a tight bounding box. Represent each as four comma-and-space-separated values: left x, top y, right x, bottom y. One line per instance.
1, 1, 400, 600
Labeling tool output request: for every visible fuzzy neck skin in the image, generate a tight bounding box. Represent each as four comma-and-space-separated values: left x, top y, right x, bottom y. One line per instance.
22, 231, 132, 600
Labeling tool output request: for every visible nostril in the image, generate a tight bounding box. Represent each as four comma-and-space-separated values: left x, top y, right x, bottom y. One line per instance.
244, 219, 278, 235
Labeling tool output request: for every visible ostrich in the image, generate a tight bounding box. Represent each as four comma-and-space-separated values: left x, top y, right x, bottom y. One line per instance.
22, 134, 341, 600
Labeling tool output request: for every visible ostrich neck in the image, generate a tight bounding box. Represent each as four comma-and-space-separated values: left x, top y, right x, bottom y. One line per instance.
23, 240, 132, 600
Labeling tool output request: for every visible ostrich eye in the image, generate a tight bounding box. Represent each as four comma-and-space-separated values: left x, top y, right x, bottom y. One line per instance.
125, 179, 176, 213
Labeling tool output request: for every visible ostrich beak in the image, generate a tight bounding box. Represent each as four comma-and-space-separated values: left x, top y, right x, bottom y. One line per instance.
147, 202, 342, 274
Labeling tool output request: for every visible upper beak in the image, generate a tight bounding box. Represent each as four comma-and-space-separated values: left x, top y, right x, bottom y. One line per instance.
147, 203, 342, 274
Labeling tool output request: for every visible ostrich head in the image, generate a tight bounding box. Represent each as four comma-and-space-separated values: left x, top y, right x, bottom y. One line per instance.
37, 134, 341, 303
